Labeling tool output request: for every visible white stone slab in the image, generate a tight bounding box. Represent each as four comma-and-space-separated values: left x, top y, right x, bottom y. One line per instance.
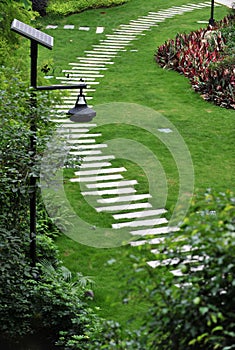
59, 129, 91, 134
69, 63, 106, 67
64, 25, 75, 29
101, 40, 131, 44
61, 123, 96, 127
80, 57, 114, 65
69, 144, 107, 150
96, 26, 104, 33
106, 35, 136, 40
79, 26, 90, 31
112, 218, 168, 229
75, 167, 126, 176
71, 67, 108, 71
97, 193, 151, 204
70, 174, 123, 183
66, 139, 96, 144
96, 202, 152, 212
130, 237, 165, 247
158, 128, 173, 133
80, 162, 111, 168
86, 180, 137, 189
82, 187, 136, 196
130, 226, 180, 236
113, 208, 167, 220
69, 150, 102, 156
92, 47, 121, 51
83, 155, 115, 162
78, 57, 113, 61
46, 25, 58, 29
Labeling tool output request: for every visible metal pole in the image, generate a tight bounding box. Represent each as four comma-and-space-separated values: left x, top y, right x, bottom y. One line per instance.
29, 40, 38, 267
209, 0, 215, 26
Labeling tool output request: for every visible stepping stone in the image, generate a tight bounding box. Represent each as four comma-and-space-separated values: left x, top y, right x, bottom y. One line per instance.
74, 167, 126, 176
96, 202, 152, 212
80, 162, 112, 168
70, 174, 123, 182
46, 25, 58, 29
79, 26, 90, 31
83, 155, 115, 162
70, 67, 108, 70
64, 25, 75, 29
86, 180, 137, 189
130, 236, 165, 247
66, 139, 96, 144
97, 193, 151, 204
82, 187, 136, 196
69, 144, 107, 149
70, 150, 102, 156
130, 226, 180, 236
158, 128, 173, 133
96, 27, 104, 33
112, 217, 168, 229
113, 208, 167, 220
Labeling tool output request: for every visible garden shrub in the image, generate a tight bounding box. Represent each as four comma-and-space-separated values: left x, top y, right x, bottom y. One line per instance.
135, 189, 235, 349
47, 0, 130, 16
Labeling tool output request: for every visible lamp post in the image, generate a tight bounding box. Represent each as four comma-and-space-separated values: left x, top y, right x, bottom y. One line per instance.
11, 19, 96, 268
209, 0, 215, 26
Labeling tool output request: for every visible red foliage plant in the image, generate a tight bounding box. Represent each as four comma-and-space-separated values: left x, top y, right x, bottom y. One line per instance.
155, 14, 235, 109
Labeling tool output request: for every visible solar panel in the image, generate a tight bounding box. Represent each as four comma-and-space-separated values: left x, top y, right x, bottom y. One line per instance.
11, 19, 54, 49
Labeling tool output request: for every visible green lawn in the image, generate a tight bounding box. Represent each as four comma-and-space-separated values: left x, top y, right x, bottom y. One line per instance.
37, 0, 234, 329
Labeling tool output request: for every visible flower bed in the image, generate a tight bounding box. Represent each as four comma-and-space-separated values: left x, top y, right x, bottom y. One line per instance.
155, 14, 235, 109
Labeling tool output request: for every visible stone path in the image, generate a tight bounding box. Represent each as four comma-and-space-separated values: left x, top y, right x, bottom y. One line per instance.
50, 1, 223, 274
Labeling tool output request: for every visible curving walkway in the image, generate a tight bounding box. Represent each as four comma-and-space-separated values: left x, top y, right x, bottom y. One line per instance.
50, 1, 221, 272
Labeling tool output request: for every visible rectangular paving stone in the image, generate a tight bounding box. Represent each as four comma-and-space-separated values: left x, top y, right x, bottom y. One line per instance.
69, 144, 107, 149
86, 180, 137, 188
82, 187, 136, 196
64, 25, 75, 29
130, 237, 165, 247
70, 150, 102, 156
96, 27, 104, 33
46, 25, 58, 29
112, 218, 168, 229
130, 226, 180, 236
83, 155, 115, 162
79, 26, 90, 31
75, 167, 126, 176
70, 174, 123, 183
97, 193, 151, 204
80, 162, 112, 168
66, 139, 96, 144
96, 202, 152, 212
113, 208, 167, 220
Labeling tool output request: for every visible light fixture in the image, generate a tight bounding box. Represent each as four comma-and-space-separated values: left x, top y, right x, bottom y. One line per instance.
67, 79, 96, 122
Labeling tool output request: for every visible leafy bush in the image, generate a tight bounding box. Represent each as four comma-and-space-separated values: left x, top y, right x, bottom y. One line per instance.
135, 189, 235, 349
155, 15, 235, 109
47, 0, 130, 16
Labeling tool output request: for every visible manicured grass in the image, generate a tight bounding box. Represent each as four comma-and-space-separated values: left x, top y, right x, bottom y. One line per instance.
37, 0, 234, 329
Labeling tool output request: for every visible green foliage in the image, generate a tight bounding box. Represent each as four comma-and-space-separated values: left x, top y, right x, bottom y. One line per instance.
47, 0, 130, 16
32, 0, 49, 16
135, 189, 235, 349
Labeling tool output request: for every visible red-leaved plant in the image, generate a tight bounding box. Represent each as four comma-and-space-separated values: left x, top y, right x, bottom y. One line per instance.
155, 14, 235, 109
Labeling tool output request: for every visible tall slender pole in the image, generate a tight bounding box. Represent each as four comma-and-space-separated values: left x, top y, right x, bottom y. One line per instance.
209, 0, 215, 26
29, 39, 38, 267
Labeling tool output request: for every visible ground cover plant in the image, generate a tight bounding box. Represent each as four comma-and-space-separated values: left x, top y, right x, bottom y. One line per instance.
156, 13, 235, 108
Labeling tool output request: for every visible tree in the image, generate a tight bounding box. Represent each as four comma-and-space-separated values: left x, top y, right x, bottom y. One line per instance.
31, 0, 48, 16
